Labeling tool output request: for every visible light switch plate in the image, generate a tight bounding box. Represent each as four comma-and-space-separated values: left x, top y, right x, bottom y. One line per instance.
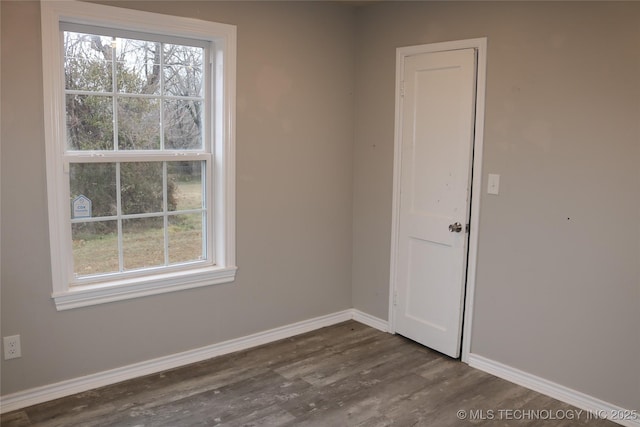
488, 174, 500, 195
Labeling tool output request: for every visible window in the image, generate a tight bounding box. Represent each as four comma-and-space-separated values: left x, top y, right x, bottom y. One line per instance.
41, 2, 236, 310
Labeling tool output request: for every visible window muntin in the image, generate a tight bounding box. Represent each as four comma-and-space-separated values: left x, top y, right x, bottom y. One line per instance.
64, 28, 210, 284
63, 29, 206, 152
69, 160, 207, 280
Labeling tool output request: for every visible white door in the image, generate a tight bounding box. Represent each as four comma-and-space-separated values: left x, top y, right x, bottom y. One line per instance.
393, 47, 477, 358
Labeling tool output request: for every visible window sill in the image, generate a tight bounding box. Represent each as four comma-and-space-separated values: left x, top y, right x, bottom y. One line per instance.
52, 266, 237, 311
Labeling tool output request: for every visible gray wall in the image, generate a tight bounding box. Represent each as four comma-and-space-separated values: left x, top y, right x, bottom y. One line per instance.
352, 1, 640, 410
2, 0, 639, 414
1, 1, 355, 395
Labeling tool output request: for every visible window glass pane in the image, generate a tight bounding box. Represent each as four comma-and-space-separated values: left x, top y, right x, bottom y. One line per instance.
72, 221, 119, 277
121, 162, 164, 214
169, 214, 203, 264
116, 38, 161, 95
163, 44, 203, 97
117, 97, 160, 150
122, 217, 164, 270
66, 94, 114, 150
168, 161, 203, 211
70, 163, 117, 218
64, 32, 113, 92
164, 100, 203, 149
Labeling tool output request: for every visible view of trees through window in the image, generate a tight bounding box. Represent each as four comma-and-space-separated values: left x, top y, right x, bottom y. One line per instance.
64, 30, 208, 278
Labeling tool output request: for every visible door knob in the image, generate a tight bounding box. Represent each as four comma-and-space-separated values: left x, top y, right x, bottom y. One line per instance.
449, 222, 463, 233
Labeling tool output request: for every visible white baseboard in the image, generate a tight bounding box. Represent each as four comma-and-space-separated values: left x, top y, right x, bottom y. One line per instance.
0, 309, 387, 414
352, 309, 388, 332
468, 353, 640, 427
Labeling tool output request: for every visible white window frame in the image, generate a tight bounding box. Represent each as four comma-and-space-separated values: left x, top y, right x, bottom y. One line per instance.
41, 1, 236, 311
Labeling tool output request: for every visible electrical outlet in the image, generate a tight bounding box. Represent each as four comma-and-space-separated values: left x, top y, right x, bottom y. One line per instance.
3, 335, 21, 360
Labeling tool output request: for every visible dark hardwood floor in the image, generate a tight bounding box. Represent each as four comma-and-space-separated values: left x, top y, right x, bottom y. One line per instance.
1, 321, 617, 426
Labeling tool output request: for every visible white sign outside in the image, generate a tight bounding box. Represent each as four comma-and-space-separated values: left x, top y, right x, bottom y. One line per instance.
72, 195, 92, 219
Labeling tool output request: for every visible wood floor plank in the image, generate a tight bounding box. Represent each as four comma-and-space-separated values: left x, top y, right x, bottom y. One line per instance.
1, 321, 620, 426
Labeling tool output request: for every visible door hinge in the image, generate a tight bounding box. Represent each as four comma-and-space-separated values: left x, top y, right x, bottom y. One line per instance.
393, 290, 398, 306
466, 223, 470, 233
400, 81, 405, 98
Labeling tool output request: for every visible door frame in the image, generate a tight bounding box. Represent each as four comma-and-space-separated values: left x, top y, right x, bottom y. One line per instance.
389, 38, 487, 363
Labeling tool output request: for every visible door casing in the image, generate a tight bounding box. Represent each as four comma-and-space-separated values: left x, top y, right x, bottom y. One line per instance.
389, 38, 487, 362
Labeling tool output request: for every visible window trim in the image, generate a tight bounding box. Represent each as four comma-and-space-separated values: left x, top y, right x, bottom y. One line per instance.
41, 1, 236, 310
